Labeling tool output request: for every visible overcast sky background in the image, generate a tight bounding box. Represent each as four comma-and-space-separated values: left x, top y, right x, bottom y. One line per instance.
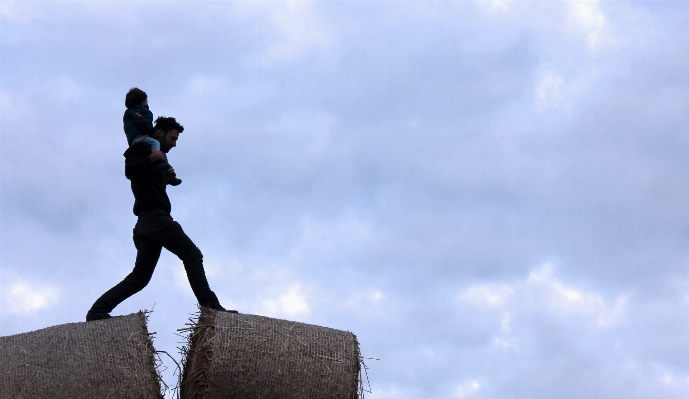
2, 1, 689, 398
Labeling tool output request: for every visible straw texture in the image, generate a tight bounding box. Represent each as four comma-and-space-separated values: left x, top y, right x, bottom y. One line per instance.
181, 308, 361, 399
0, 312, 162, 399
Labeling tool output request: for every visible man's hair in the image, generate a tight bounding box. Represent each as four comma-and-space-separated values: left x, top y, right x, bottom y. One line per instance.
125, 87, 147, 108
153, 116, 184, 135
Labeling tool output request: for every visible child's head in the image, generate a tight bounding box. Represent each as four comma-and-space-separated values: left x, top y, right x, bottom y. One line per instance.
125, 87, 148, 108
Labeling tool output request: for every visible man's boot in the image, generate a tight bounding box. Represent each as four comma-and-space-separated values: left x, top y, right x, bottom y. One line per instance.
86, 309, 113, 322
209, 304, 239, 313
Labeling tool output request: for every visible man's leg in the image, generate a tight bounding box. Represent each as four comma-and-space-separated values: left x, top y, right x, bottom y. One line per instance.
86, 220, 162, 320
140, 213, 222, 308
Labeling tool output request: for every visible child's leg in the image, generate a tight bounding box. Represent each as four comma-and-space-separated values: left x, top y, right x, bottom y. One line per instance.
132, 134, 153, 147
134, 135, 181, 185
134, 135, 170, 174
146, 137, 181, 185
140, 136, 160, 151
138, 136, 170, 165
161, 152, 182, 186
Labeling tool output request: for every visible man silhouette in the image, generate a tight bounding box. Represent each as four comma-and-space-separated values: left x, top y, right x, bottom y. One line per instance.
86, 116, 235, 321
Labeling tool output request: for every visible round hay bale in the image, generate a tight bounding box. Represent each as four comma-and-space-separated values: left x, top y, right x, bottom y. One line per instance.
181, 308, 361, 399
0, 312, 162, 399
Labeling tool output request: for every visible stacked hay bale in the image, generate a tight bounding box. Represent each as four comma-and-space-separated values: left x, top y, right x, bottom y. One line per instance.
181, 308, 361, 399
0, 312, 162, 399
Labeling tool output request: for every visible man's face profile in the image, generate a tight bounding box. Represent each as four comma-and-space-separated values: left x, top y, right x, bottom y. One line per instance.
162, 130, 179, 153
154, 129, 179, 153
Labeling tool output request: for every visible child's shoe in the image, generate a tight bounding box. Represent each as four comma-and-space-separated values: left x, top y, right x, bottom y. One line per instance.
166, 172, 182, 186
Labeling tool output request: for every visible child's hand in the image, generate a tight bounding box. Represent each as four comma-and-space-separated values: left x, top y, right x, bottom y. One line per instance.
149, 149, 165, 162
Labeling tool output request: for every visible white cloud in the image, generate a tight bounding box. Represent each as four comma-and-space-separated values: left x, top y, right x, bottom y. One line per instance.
533, 68, 599, 114
567, 0, 608, 50
459, 284, 514, 307
478, 1, 612, 53
372, 290, 384, 301
261, 284, 309, 317
479, 0, 510, 14
526, 263, 627, 327
0, 273, 60, 315
535, 72, 566, 111
638, 364, 689, 397
279, 287, 309, 315
454, 379, 481, 398
339, 289, 387, 320
0, 1, 37, 22
459, 262, 626, 330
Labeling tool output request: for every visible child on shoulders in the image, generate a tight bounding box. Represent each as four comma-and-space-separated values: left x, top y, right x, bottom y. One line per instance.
123, 87, 182, 186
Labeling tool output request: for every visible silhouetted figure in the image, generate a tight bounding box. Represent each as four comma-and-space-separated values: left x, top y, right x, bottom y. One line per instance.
86, 116, 235, 321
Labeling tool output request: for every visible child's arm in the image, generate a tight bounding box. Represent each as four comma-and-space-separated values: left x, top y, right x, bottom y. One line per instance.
127, 107, 154, 136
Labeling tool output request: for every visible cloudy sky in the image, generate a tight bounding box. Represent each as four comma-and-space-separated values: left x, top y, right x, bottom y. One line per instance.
2, 1, 689, 397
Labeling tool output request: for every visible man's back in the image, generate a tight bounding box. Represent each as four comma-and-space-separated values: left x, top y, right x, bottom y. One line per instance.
124, 142, 171, 216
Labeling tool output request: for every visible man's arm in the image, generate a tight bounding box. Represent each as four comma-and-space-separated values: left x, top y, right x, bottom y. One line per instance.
124, 145, 164, 180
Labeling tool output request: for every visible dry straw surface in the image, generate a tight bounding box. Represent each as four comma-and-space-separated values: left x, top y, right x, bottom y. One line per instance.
181, 308, 361, 399
0, 312, 162, 399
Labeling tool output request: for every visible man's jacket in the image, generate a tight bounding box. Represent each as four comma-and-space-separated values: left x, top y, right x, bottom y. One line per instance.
124, 142, 171, 216
123, 104, 153, 145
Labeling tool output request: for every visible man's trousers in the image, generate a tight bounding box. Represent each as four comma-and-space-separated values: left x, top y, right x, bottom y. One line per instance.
89, 210, 221, 313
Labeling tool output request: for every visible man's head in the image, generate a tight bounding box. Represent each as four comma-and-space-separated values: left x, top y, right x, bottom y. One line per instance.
151, 116, 184, 153
125, 87, 148, 108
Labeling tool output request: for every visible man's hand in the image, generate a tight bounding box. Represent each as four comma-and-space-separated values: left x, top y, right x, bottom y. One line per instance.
149, 149, 165, 163
167, 166, 175, 174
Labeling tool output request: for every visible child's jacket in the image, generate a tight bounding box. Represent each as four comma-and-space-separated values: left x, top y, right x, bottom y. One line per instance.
123, 104, 153, 145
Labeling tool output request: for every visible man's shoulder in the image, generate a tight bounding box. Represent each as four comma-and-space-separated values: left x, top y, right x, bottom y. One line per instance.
123, 141, 152, 159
